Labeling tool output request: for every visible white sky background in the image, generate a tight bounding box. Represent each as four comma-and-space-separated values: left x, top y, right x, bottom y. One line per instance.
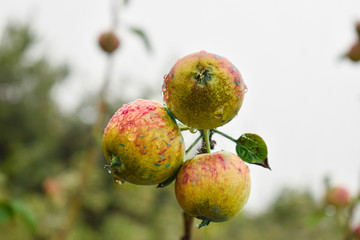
1, 0, 360, 214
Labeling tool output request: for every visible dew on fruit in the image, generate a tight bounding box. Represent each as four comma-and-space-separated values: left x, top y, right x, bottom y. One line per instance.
104, 165, 112, 174
155, 139, 162, 148
157, 121, 165, 127
127, 133, 136, 141
189, 128, 197, 134
214, 106, 224, 119
114, 176, 125, 185
162, 84, 167, 94
147, 105, 156, 111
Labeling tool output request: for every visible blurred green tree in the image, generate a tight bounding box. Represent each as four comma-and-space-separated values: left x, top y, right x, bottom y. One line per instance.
0, 22, 93, 239
0, 22, 355, 240
0, 22, 70, 190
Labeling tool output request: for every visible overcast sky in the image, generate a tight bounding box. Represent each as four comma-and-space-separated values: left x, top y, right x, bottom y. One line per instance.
2, 0, 360, 214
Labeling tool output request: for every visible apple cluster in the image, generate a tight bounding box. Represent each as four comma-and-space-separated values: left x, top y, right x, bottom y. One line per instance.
102, 51, 266, 228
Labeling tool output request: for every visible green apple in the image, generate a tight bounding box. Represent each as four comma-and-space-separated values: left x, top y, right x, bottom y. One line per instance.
163, 51, 247, 130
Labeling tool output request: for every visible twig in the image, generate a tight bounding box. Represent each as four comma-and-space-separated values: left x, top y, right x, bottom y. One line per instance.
53, 7, 118, 237
181, 212, 194, 240
213, 128, 237, 143
180, 130, 213, 240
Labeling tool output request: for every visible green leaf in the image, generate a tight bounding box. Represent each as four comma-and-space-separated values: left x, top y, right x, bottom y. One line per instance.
10, 200, 37, 232
198, 218, 211, 229
0, 201, 14, 223
128, 27, 152, 53
236, 133, 270, 169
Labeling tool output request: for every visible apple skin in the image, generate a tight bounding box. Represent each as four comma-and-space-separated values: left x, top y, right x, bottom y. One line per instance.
325, 186, 350, 208
175, 151, 251, 224
162, 51, 247, 130
102, 99, 185, 185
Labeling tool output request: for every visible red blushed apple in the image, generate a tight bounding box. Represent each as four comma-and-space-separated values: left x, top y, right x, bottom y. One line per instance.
102, 99, 185, 185
175, 151, 251, 227
325, 186, 350, 209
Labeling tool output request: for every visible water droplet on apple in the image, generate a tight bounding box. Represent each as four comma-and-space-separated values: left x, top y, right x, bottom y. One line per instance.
126, 114, 135, 122
157, 121, 165, 127
127, 133, 136, 141
162, 83, 167, 92
114, 176, 125, 185
155, 140, 162, 148
214, 106, 224, 119
118, 115, 124, 121
147, 105, 156, 111
189, 128, 197, 133
104, 165, 112, 174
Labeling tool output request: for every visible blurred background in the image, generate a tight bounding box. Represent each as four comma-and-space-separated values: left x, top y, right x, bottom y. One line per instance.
1, 0, 360, 239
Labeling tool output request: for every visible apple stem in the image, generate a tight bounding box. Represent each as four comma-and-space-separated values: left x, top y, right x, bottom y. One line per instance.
185, 134, 202, 155
213, 129, 237, 143
181, 131, 214, 240
202, 130, 211, 153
